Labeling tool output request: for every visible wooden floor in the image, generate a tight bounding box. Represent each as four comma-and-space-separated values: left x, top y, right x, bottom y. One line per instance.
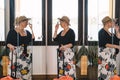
0, 65, 98, 80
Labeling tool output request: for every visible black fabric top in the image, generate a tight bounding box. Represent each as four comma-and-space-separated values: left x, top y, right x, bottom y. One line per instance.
98, 28, 120, 54
6, 29, 33, 46
53, 28, 75, 48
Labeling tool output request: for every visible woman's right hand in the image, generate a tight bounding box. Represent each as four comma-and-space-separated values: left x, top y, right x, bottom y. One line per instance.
53, 23, 59, 38
115, 45, 120, 50
55, 22, 59, 32
114, 25, 120, 38
7, 44, 15, 51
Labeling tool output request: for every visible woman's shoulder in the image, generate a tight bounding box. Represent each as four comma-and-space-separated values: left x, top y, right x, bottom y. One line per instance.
25, 30, 31, 35
99, 28, 108, 36
69, 28, 75, 33
99, 28, 103, 31
99, 28, 105, 34
8, 29, 16, 33
24, 30, 30, 33
9, 28, 15, 31
68, 28, 73, 31
66, 28, 75, 36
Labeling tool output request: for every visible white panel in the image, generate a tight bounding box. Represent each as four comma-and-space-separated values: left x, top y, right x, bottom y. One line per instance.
46, 46, 58, 74
32, 46, 46, 75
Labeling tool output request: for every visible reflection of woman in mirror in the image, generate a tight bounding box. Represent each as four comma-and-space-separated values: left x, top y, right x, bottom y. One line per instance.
7, 16, 35, 51
98, 16, 120, 80
6, 16, 35, 79
53, 16, 76, 79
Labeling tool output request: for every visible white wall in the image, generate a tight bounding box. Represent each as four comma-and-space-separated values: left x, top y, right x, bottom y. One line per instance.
32, 46, 59, 75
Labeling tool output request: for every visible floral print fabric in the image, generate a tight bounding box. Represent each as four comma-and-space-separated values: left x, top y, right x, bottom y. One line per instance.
8, 46, 32, 80
98, 47, 116, 80
58, 48, 76, 79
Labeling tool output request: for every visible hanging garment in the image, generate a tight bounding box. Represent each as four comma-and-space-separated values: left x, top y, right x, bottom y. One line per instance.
8, 46, 32, 80
2, 56, 9, 76
98, 47, 116, 80
57, 48, 76, 79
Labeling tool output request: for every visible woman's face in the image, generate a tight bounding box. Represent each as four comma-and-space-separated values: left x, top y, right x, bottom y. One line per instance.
110, 21, 115, 28
60, 20, 66, 28
20, 20, 28, 29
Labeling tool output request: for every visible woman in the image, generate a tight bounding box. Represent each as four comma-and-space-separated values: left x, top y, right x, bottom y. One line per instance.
6, 16, 35, 80
53, 16, 76, 79
98, 16, 120, 80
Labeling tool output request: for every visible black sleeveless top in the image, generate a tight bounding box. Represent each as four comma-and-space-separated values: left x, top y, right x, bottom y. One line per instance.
6, 29, 33, 46
53, 28, 75, 48
98, 28, 120, 54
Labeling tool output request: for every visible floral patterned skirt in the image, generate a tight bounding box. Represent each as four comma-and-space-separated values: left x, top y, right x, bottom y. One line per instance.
57, 48, 76, 79
98, 47, 116, 80
8, 46, 32, 80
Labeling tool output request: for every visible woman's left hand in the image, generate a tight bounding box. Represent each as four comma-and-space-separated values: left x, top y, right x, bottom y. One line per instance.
29, 23, 33, 30
59, 45, 67, 51
116, 33, 120, 39
115, 25, 120, 38
114, 24, 120, 32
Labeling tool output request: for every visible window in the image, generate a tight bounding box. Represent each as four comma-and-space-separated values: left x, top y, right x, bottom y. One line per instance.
87, 0, 113, 42
52, 0, 78, 41
0, 0, 5, 41
15, 0, 45, 45
48, 0, 83, 45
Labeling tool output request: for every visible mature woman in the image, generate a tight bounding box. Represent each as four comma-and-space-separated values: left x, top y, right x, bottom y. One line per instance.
98, 16, 120, 80
6, 16, 35, 80
53, 16, 76, 79
7, 16, 35, 50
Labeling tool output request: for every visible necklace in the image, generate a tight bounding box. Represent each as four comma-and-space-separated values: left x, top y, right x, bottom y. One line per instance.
61, 27, 69, 36
15, 28, 27, 36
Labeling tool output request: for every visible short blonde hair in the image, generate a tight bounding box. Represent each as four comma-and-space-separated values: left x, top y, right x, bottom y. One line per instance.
102, 16, 112, 25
